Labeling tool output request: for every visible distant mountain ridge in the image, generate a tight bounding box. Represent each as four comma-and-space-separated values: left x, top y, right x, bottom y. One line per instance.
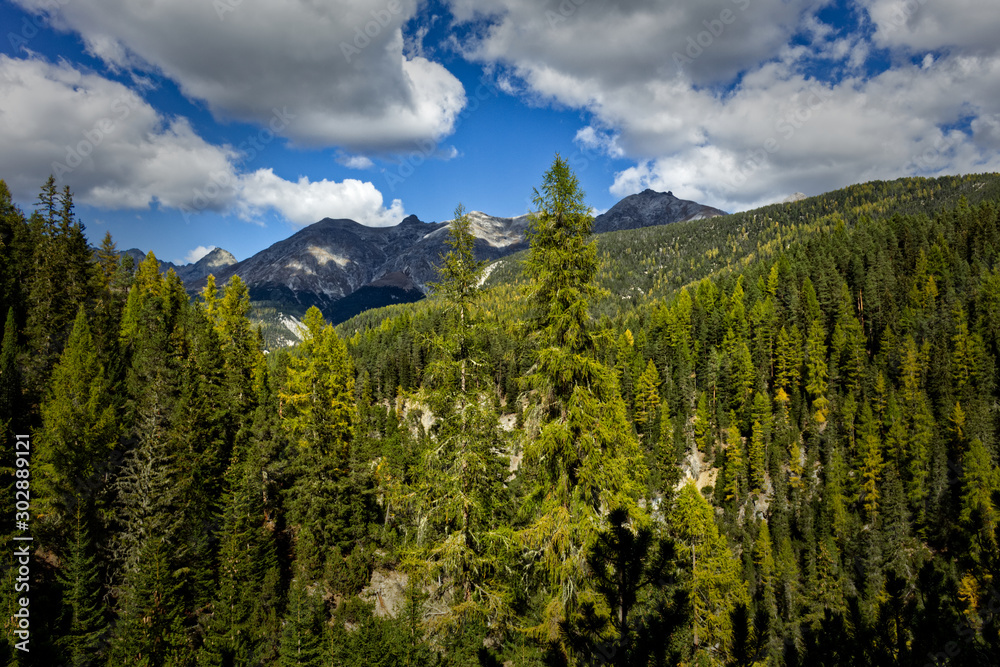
120, 246, 237, 283
130, 189, 723, 345
592, 189, 726, 233
185, 210, 534, 335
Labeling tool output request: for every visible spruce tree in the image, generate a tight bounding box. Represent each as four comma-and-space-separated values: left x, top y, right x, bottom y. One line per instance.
277, 578, 325, 667
0, 308, 21, 437
57, 506, 107, 666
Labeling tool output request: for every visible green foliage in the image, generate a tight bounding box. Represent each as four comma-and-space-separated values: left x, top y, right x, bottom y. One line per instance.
56, 507, 107, 666
37, 307, 117, 525
6, 172, 1000, 667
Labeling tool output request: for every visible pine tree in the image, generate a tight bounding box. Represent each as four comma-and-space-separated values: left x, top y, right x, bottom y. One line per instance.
215, 275, 259, 418
199, 440, 281, 666
0, 181, 31, 327
23, 181, 96, 396
754, 521, 777, 625
281, 307, 364, 586
280, 307, 354, 460
429, 203, 485, 330
695, 391, 712, 455
749, 420, 767, 492
959, 438, 999, 561
525, 153, 599, 356
562, 507, 675, 667
859, 432, 883, 521
722, 416, 743, 504
774, 325, 803, 396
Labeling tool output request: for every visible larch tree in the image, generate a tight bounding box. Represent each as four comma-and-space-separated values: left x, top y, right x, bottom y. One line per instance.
416, 203, 512, 635
37, 307, 117, 527
518, 155, 648, 648
280, 306, 365, 585
633, 358, 662, 438
671, 481, 749, 663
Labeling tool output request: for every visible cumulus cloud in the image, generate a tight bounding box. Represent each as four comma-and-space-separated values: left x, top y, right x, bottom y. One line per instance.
14, 0, 466, 151
0, 56, 408, 227
0, 55, 239, 211
238, 169, 405, 227
183, 245, 217, 264
337, 155, 376, 170
449, 0, 812, 88
447, 0, 1000, 210
862, 0, 1000, 53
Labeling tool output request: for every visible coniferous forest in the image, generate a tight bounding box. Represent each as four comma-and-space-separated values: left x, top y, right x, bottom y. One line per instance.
2, 160, 1000, 666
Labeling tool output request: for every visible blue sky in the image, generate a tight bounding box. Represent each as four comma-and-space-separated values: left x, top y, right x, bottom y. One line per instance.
2, 0, 998, 264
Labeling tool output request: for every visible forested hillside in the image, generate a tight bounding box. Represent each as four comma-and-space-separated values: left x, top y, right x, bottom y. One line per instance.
1, 165, 999, 666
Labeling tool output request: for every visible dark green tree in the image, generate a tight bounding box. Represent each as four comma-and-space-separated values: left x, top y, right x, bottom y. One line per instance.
57, 506, 107, 666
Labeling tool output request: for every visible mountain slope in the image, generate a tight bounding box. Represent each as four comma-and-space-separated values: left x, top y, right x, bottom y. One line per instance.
175, 191, 722, 345
592, 189, 726, 233
117, 246, 237, 282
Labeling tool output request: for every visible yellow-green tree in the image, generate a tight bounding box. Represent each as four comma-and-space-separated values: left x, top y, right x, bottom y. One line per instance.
518, 156, 647, 647
671, 481, 749, 662
634, 358, 662, 436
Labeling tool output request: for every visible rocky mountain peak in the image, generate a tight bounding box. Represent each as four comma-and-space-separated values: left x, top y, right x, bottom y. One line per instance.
592, 188, 726, 234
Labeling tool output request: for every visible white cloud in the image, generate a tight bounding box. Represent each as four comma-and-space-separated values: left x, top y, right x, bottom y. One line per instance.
0, 55, 239, 211
445, 0, 1000, 210
449, 0, 814, 88
14, 0, 466, 151
862, 0, 1000, 54
238, 169, 405, 227
183, 245, 217, 264
337, 155, 375, 170
0, 56, 410, 228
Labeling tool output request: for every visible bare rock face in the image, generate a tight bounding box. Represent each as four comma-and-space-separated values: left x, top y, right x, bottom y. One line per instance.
187, 215, 443, 315
180, 247, 237, 281
161, 190, 724, 332
592, 189, 726, 233
116, 246, 236, 282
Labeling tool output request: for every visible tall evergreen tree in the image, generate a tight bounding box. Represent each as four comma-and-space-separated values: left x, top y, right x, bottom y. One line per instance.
518, 156, 647, 648
37, 307, 117, 526
417, 204, 512, 635
634, 359, 662, 438
57, 506, 107, 666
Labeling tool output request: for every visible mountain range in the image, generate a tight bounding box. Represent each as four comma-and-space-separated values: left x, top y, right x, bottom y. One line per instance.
130, 189, 726, 345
